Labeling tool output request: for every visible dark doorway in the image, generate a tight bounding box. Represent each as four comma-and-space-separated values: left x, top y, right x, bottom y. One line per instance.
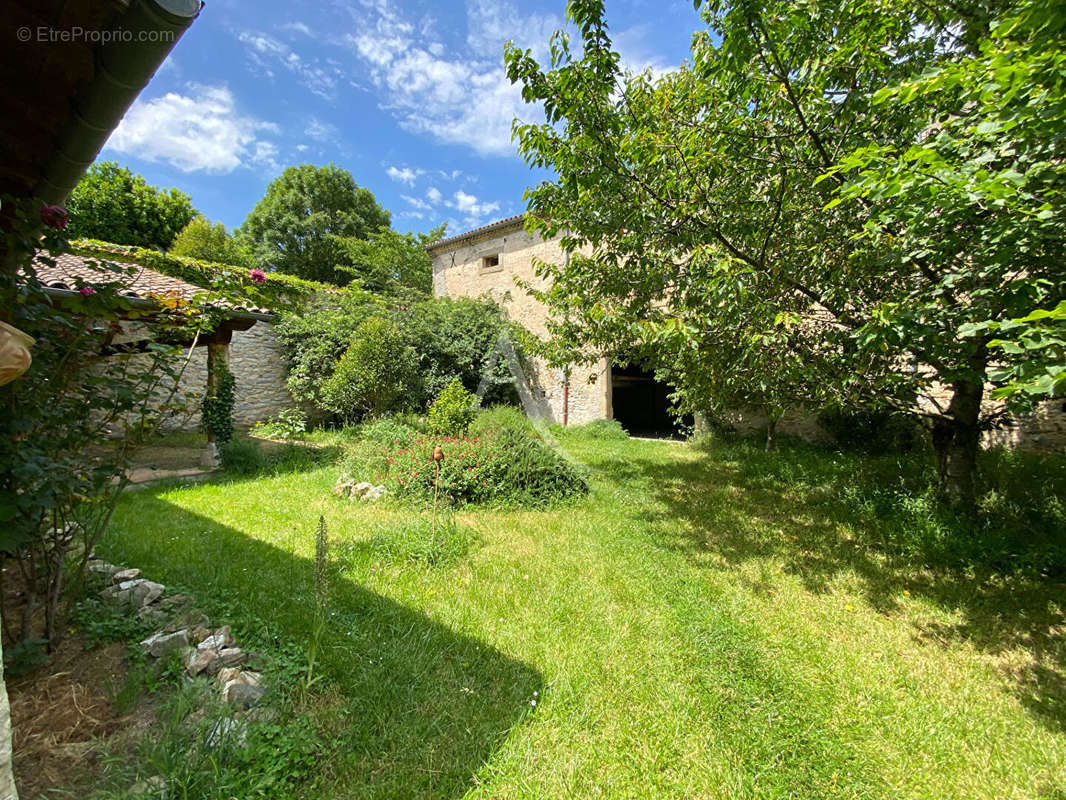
610, 363, 691, 438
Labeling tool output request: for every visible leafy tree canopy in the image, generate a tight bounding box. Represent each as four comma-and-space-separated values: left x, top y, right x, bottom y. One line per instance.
321, 317, 421, 421
170, 216, 254, 267
336, 223, 446, 296
505, 0, 1066, 507
66, 161, 197, 250
238, 164, 391, 286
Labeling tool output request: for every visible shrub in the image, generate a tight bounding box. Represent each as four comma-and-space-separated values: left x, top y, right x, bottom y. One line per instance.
250, 408, 308, 440
427, 378, 478, 435
321, 317, 420, 422
395, 296, 527, 407
817, 406, 925, 453
1, 205, 209, 650
276, 294, 532, 426
469, 406, 537, 438
358, 417, 419, 446
273, 294, 382, 412
346, 427, 588, 507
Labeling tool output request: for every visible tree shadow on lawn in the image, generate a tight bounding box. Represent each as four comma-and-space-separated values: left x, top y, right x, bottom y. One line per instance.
104, 491, 542, 800
581, 439, 1066, 735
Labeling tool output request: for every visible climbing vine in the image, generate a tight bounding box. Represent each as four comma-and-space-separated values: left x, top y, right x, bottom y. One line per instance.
201, 358, 236, 445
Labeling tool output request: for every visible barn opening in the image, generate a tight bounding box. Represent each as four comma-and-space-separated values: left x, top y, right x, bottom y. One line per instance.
610, 363, 691, 438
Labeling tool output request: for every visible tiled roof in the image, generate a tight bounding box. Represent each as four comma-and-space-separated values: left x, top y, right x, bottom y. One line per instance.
35, 251, 204, 299
425, 214, 527, 251
32, 250, 273, 317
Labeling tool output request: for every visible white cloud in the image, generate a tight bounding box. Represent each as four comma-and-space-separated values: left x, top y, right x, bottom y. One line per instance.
250, 141, 280, 171
446, 189, 499, 225
342, 0, 552, 157
612, 24, 676, 81
305, 117, 339, 142
426, 186, 442, 204
281, 21, 313, 37
464, 0, 557, 58
105, 85, 279, 173
401, 194, 431, 210
385, 165, 423, 185
238, 31, 342, 100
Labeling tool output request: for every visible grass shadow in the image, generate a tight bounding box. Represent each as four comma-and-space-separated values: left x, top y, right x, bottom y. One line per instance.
101, 490, 541, 800
578, 435, 1066, 735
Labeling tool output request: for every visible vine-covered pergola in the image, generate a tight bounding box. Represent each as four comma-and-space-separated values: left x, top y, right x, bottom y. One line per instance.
33, 250, 276, 457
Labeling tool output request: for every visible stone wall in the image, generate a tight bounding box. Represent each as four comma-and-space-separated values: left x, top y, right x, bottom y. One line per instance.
920, 383, 1066, 453
430, 222, 610, 425
229, 323, 295, 428
986, 401, 1066, 451
720, 395, 1066, 453
160, 322, 295, 432
719, 408, 833, 444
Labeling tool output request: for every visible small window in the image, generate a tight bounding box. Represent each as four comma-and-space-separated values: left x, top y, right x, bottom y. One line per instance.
481, 254, 502, 273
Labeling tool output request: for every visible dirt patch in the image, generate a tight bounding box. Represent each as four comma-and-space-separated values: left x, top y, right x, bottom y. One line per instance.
124, 444, 215, 485
9, 635, 134, 799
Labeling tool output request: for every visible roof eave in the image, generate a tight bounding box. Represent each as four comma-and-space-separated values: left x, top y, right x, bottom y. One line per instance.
425, 214, 527, 253
36, 0, 203, 204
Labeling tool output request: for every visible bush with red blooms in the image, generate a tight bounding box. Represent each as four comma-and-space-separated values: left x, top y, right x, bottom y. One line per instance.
345, 425, 588, 508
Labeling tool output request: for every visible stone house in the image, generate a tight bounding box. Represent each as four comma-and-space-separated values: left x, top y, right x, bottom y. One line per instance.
429, 215, 1065, 450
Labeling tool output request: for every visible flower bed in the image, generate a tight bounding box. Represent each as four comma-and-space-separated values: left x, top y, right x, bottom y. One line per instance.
344, 427, 588, 507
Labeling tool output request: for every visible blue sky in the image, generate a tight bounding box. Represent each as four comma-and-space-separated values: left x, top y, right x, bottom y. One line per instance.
101, 0, 699, 238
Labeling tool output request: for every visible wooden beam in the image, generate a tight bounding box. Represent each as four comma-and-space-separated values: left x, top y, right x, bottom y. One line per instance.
100, 319, 250, 355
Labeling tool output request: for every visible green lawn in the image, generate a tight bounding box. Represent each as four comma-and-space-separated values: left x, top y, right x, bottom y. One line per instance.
99, 432, 1066, 799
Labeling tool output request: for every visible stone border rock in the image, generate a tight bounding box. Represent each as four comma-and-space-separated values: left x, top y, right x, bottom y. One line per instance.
88, 558, 269, 746
333, 476, 388, 502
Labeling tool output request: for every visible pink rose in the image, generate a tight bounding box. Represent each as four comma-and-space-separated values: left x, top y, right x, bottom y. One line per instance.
78, 286, 95, 297
249, 269, 267, 283
40, 204, 69, 229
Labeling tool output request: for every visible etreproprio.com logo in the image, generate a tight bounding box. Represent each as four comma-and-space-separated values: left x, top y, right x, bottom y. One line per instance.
17, 26, 176, 44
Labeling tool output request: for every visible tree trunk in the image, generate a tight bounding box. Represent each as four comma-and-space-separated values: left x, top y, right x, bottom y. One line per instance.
930, 377, 984, 510
765, 415, 778, 452
205, 343, 223, 446
0, 629, 19, 800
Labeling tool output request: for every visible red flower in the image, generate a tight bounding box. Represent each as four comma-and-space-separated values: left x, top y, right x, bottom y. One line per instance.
249, 268, 267, 283
40, 204, 68, 229
78, 286, 95, 297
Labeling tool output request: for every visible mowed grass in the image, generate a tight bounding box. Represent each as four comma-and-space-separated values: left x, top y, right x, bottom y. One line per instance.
100, 432, 1066, 799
